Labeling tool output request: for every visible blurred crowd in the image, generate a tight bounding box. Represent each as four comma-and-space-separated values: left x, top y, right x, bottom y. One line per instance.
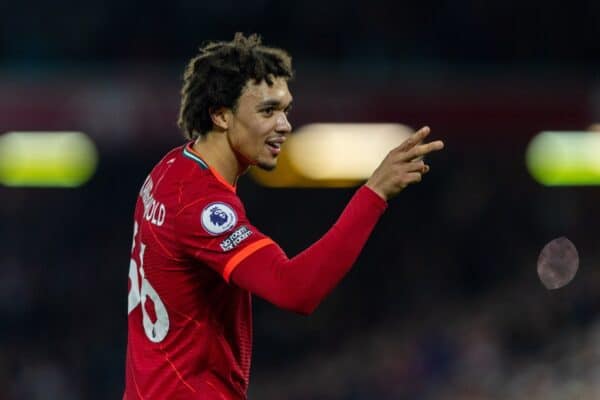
252, 266, 600, 400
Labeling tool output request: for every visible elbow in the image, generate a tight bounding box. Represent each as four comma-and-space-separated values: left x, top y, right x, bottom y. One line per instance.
276, 296, 320, 316
292, 303, 317, 316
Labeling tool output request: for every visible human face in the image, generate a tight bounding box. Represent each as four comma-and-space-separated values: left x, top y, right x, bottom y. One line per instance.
227, 77, 293, 171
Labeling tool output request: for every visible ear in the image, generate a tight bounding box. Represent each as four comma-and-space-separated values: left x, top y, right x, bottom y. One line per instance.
209, 107, 231, 131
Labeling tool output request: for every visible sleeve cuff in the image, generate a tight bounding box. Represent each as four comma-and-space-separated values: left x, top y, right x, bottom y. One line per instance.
358, 185, 388, 213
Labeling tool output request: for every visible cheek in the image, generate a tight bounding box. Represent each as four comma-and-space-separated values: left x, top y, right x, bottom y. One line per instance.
246, 122, 272, 145
230, 125, 265, 156
230, 116, 273, 152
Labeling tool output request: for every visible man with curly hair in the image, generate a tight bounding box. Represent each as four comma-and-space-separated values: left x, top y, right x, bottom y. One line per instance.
124, 32, 444, 399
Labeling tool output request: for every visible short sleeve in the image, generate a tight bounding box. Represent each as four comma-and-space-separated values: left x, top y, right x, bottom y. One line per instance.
175, 191, 275, 282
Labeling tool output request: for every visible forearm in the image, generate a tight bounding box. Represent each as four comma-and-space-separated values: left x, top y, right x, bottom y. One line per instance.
231, 185, 387, 314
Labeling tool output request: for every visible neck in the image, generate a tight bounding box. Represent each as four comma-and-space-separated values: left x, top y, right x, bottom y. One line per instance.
192, 131, 247, 186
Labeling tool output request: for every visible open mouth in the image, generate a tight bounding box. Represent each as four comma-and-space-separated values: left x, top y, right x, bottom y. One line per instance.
265, 138, 284, 155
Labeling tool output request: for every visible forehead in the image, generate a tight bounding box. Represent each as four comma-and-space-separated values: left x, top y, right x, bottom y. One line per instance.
238, 77, 292, 105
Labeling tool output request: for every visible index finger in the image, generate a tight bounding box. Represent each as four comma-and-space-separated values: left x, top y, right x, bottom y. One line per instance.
401, 140, 444, 161
395, 126, 431, 152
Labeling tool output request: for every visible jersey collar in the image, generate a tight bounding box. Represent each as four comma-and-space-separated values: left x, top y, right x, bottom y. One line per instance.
183, 143, 237, 193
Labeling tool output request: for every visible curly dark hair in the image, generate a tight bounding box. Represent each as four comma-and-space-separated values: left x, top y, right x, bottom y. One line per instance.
177, 32, 294, 140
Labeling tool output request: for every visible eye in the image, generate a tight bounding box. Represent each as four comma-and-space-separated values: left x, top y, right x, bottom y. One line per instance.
261, 107, 275, 117
284, 105, 292, 115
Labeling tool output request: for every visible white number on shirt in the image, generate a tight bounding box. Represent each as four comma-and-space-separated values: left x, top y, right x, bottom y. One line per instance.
128, 222, 170, 343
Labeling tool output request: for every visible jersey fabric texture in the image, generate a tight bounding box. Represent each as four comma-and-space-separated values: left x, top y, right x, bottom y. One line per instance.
125, 143, 271, 400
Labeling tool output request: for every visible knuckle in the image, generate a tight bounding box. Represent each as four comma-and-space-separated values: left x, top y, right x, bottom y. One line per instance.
392, 164, 403, 174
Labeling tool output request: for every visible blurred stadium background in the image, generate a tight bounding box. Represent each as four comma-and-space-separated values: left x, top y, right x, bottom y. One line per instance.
1, 1, 600, 399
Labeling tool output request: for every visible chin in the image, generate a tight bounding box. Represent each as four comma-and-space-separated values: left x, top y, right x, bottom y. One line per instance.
256, 160, 277, 171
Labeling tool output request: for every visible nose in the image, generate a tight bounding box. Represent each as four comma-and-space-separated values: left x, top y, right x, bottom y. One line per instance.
276, 113, 292, 134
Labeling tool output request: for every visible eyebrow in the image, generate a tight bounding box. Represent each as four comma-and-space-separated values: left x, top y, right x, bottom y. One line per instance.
256, 99, 293, 110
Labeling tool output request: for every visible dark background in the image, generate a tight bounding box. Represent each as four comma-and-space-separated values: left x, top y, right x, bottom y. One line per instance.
1, 1, 600, 399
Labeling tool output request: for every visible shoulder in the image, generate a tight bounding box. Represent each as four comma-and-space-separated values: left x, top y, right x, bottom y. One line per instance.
150, 144, 245, 226
145, 144, 215, 204
178, 182, 243, 218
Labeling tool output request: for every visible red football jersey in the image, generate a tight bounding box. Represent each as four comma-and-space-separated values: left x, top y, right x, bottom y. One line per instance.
124, 143, 274, 400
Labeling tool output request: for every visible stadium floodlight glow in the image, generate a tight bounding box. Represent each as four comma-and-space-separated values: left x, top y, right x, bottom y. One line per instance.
249, 123, 413, 188
526, 131, 600, 186
0, 131, 98, 188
